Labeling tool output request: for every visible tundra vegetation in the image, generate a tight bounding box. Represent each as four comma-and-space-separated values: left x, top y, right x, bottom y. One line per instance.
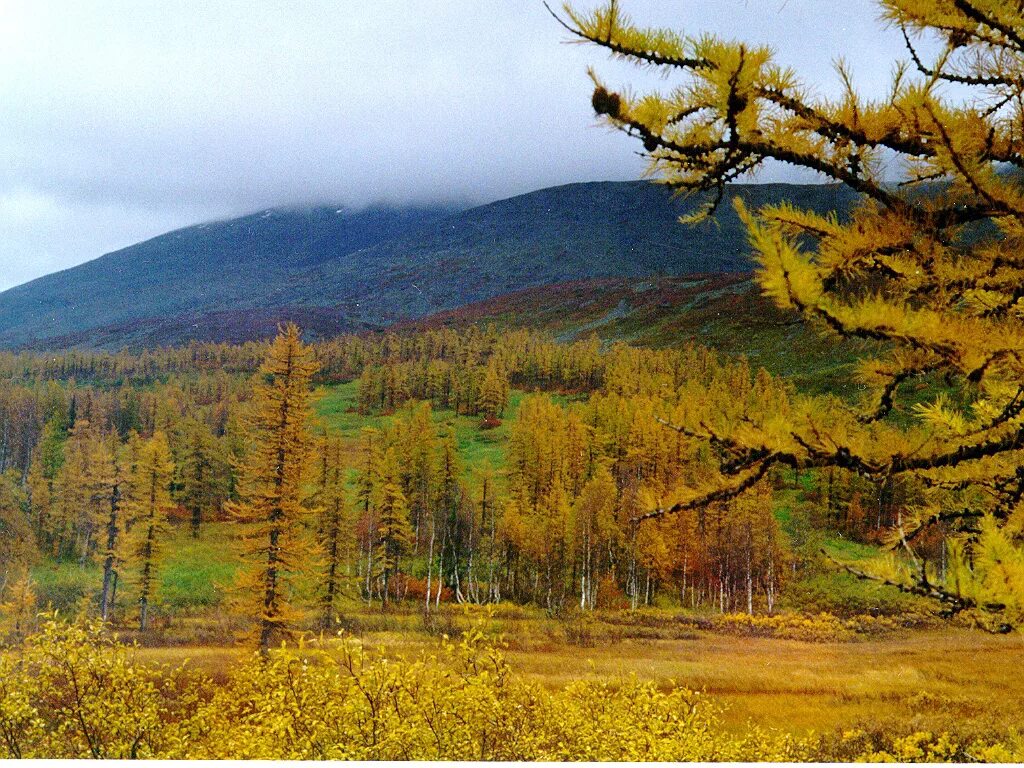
3, 0, 1024, 760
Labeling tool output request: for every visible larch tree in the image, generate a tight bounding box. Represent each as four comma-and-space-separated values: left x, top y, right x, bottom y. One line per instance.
374, 448, 413, 609
402, 401, 439, 555
572, 461, 618, 609
177, 417, 227, 539
477, 362, 508, 421
475, 462, 502, 603
50, 419, 114, 565
48, 421, 91, 561
557, 0, 1024, 629
316, 435, 349, 628
433, 429, 466, 605
0, 470, 34, 600
123, 431, 174, 632
26, 414, 64, 548
99, 432, 126, 622
354, 427, 384, 604
227, 323, 320, 654
0, 570, 37, 640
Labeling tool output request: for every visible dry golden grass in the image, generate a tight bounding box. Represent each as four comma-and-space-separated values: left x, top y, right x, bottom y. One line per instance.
132, 616, 1023, 738
501, 629, 1024, 734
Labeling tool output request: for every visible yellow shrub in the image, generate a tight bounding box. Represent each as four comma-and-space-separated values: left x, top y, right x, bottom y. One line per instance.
0, 615, 187, 758
0, 617, 814, 760
0, 616, 1017, 761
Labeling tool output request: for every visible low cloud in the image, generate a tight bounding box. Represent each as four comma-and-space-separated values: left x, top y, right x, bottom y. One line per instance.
0, 0, 917, 290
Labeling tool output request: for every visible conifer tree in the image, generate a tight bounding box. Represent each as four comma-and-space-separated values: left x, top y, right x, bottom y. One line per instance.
559, 0, 1024, 629
375, 448, 413, 608
317, 436, 349, 627
0, 571, 37, 640
98, 433, 126, 621
51, 419, 113, 563
27, 415, 65, 546
0, 470, 34, 598
391, 401, 438, 554
123, 431, 174, 632
354, 427, 384, 603
573, 462, 617, 609
475, 462, 502, 603
228, 323, 320, 653
477, 362, 508, 421
433, 429, 466, 604
177, 418, 227, 539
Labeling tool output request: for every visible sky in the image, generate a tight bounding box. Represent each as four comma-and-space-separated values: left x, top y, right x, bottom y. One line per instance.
0, 0, 926, 291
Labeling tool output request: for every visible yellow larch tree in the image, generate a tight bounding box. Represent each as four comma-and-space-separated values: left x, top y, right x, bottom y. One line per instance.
558, 0, 1024, 629
122, 431, 174, 632
315, 435, 349, 628
374, 447, 413, 608
354, 427, 384, 604
0, 470, 34, 601
477, 361, 509, 421
98, 432, 127, 621
572, 461, 618, 609
227, 323, 320, 653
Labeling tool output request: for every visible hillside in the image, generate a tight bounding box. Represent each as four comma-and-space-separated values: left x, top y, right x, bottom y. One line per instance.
0, 181, 858, 349
33, 306, 383, 350
0, 205, 454, 348
395, 273, 876, 396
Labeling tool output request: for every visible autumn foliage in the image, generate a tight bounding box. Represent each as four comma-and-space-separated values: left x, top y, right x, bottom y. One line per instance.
560, 0, 1024, 630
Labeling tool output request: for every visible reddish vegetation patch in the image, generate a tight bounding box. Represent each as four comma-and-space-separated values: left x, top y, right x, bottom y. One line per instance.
401, 576, 455, 603
391, 273, 757, 339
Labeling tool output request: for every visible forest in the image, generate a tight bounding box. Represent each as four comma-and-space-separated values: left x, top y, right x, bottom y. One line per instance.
5, 0, 1024, 761
0, 323, 1021, 760
0, 327, 794, 622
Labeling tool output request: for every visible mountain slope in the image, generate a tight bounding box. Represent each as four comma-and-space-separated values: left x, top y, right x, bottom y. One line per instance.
0, 205, 454, 347
394, 274, 877, 397
267, 181, 858, 324
0, 181, 859, 348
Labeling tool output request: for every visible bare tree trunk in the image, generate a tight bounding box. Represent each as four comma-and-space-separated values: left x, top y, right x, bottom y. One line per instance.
435, 531, 446, 608
425, 518, 435, 614
746, 558, 754, 616
364, 533, 374, 606
454, 550, 465, 604
100, 482, 120, 621
466, 550, 477, 603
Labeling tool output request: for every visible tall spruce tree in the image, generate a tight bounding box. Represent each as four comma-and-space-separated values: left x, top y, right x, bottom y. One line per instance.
177, 418, 227, 539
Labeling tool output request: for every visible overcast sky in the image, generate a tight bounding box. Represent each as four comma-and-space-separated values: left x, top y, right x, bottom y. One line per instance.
0, 1, 925, 291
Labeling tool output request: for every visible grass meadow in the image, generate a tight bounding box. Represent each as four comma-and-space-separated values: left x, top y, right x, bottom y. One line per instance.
125, 604, 1023, 740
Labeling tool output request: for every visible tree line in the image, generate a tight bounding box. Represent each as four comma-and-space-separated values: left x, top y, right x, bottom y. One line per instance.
0, 324, 810, 651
